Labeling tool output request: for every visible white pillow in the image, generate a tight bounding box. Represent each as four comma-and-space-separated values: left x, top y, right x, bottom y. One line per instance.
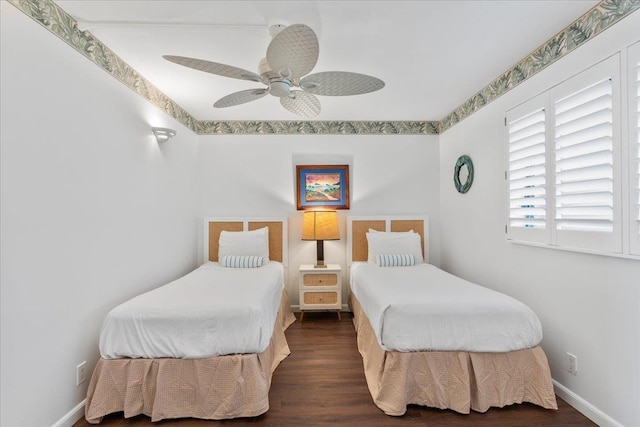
221, 255, 265, 268
218, 227, 269, 261
366, 231, 423, 264
368, 228, 414, 234
376, 253, 416, 267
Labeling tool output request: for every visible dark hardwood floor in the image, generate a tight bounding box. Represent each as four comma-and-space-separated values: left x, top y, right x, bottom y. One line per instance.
74, 312, 596, 427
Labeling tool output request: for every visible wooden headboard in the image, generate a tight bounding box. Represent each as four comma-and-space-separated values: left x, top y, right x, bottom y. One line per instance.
347, 215, 429, 265
203, 217, 288, 265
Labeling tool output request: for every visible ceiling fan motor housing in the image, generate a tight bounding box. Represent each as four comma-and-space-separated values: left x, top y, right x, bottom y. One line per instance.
269, 80, 291, 97
259, 57, 292, 97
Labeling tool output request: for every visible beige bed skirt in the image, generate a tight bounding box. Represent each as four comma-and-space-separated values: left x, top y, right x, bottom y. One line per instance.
85, 291, 296, 423
350, 294, 558, 416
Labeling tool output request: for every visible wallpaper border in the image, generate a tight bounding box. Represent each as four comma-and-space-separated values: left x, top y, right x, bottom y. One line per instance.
7, 0, 639, 136
8, 0, 200, 132
439, 0, 640, 132
197, 120, 439, 135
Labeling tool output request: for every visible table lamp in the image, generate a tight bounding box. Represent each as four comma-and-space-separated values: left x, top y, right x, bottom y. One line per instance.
302, 211, 340, 268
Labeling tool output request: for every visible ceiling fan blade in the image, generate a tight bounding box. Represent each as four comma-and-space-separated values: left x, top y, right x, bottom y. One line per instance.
267, 24, 318, 79
163, 55, 263, 83
280, 90, 320, 117
300, 71, 385, 96
214, 88, 268, 108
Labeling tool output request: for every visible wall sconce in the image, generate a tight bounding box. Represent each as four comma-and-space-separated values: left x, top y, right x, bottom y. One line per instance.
152, 127, 176, 143
302, 211, 340, 268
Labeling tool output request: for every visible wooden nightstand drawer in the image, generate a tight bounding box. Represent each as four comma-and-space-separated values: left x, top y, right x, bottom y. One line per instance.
299, 264, 342, 321
303, 273, 337, 287
303, 292, 338, 305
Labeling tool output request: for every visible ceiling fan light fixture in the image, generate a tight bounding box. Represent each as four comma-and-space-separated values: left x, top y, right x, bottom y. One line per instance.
269, 80, 291, 97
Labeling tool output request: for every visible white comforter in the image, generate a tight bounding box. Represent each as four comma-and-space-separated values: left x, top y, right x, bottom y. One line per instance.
350, 262, 543, 352
100, 261, 284, 359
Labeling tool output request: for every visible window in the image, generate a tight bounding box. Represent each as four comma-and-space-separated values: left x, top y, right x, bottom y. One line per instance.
553, 66, 621, 253
506, 54, 622, 254
506, 98, 548, 244
554, 78, 614, 234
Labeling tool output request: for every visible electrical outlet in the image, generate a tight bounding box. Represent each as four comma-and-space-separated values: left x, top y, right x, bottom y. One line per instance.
567, 352, 578, 375
76, 361, 87, 386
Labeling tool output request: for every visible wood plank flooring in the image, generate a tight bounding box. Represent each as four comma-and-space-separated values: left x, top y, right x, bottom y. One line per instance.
74, 312, 596, 427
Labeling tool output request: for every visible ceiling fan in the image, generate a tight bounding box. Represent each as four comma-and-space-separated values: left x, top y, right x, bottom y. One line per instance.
163, 24, 385, 118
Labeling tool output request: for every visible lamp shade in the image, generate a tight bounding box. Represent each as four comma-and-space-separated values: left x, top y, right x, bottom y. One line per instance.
302, 211, 340, 241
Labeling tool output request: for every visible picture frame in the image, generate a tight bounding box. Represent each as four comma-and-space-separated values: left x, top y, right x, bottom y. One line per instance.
296, 165, 350, 210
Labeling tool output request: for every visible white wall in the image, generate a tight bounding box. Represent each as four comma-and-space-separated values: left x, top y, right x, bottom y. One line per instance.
198, 135, 441, 307
439, 11, 640, 427
0, 4, 200, 426
6, 1, 637, 425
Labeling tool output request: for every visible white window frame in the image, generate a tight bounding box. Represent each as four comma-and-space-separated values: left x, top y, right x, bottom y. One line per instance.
506, 54, 623, 255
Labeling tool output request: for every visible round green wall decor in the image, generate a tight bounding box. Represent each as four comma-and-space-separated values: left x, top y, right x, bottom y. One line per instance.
453, 155, 474, 194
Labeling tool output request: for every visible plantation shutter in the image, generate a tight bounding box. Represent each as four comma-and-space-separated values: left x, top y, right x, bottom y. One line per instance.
506, 55, 621, 253
506, 95, 548, 243
552, 55, 620, 252
554, 79, 613, 232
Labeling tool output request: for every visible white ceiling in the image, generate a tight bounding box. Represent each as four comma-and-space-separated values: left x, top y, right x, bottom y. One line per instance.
57, 0, 599, 122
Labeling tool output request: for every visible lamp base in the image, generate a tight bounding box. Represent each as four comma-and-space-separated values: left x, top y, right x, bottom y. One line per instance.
314, 240, 327, 268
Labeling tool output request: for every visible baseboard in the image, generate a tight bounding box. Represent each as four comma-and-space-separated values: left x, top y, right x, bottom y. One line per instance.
52, 399, 85, 427
553, 380, 622, 427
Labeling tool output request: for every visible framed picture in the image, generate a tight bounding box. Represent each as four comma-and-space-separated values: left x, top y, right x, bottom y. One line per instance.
296, 165, 350, 210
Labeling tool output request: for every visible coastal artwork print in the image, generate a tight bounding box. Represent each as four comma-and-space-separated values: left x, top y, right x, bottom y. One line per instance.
296, 165, 350, 210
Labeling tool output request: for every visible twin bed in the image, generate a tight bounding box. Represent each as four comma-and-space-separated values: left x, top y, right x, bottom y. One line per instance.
85, 218, 295, 423
85, 215, 556, 423
347, 216, 557, 415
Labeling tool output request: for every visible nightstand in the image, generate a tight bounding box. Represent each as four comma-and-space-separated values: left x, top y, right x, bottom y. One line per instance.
299, 264, 342, 321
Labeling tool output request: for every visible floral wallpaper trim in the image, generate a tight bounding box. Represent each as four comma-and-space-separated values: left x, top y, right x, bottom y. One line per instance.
439, 0, 640, 132
197, 121, 439, 135
7, 0, 640, 136
8, 0, 199, 132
